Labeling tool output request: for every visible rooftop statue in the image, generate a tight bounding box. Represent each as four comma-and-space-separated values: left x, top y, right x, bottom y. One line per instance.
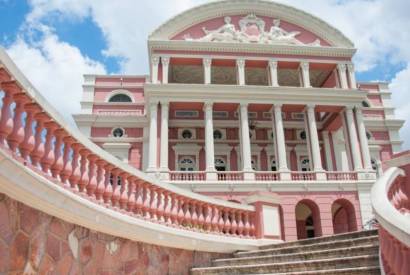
184, 14, 322, 46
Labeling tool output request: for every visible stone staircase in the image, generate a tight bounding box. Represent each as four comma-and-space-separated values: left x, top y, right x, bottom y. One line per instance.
191, 230, 380, 274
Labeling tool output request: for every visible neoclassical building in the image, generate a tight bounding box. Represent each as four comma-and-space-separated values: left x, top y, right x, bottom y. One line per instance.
74, 0, 403, 241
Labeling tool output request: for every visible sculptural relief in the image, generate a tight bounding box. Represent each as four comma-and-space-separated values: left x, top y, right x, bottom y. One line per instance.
184, 14, 322, 46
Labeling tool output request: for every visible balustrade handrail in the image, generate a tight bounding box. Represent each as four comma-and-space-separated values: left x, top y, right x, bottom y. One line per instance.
371, 167, 410, 246
0, 48, 255, 240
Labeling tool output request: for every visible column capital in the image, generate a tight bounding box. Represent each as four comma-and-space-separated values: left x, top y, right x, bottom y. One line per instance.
160, 101, 169, 108
300, 61, 309, 71
268, 60, 278, 68
161, 56, 170, 66
337, 63, 347, 71
239, 102, 249, 108
151, 56, 160, 65
203, 57, 212, 67
236, 58, 245, 68
305, 104, 315, 112
345, 105, 354, 112
346, 63, 354, 71
149, 101, 158, 110
203, 101, 213, 111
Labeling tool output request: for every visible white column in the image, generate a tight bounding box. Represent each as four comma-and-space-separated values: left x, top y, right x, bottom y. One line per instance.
355, 107, 372, 170
203, 58, 212, 84
346, 63, 357, 89
300, 62, 311, 88
204, 102, 216, 179
337, 64, 348, 89
161, 57, 170, 84
237, 59, 245, 86
151, 56, 160, 84
268, 60, 279, 87
160, 102, 169, 175
147, 102, 158, 172
345, 106, 363, 171
273, 104, 289, 172
306, 105, 324, 172
239, 103, 253, 179
322, 131, 334, 171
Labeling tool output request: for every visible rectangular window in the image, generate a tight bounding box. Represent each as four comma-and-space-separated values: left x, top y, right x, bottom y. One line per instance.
175, 110, 199, 118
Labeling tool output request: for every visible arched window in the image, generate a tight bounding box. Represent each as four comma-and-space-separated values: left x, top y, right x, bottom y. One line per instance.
179, 157, 195, 171
213, 129, 223, 140
361, 100, 370, 108
215, 158, 226, 171
108, 94, 132, 103
181, 129, 193, 139
112, 128, 125, 138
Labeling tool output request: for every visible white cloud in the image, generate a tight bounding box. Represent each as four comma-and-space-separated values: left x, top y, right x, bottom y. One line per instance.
6, 30, 106, 122
4, 0, 410, 149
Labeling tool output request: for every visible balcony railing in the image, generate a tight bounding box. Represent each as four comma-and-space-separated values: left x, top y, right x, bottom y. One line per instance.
326, 172, 358, 181
291, 171, 317, 181
255, 172, 280, 181
170, 171, 206, 181
217, 171, 244, 181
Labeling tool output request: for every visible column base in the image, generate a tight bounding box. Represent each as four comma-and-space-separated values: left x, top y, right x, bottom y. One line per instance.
243, 171, 255, 181
279, 171, 291, 180
357, 171, 377, 180
206, 171, 217, 181
315, 171, 327, 181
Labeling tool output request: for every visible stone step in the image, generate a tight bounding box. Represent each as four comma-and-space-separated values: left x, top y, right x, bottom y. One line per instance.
234, 235, 379, 258
190, 254, 379, 275
259, 230, 378, 250
261, 266, 381, 275
213, 244, 379, 267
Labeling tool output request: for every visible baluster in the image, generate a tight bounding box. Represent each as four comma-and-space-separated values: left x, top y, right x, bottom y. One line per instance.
231, 210, 238, 235
191, 202, 198, 229
126, 176, 136, 213
30, 113, 47, 167
59, 137, 73, 187
211, 206, 220, 233
0, 81, 19, 146
141, 183, 151, 218
134, 180, 144, 216
68, 143, 82, 191
118, 173, 129, 210
156, 189, 165, 223
7, 93, 28, 153
177, 197, 185, 226
218, 208, 225, 233
40, 122, 58, 174
204, 205, 212, 232
149, 187, 158, 221
249, 213, 256, 237
86, 154, 98, 198
94, 160, 106, 202
169, 194, 179, 226
50, 129, 65, 179
102, 164, 113, 204
19, 103, 39, 162
184, 200, 192, 227
243, 212, 250, 237
237, 211, 245, 236
110, 169, 121, 207
197, 203, 205, 231
77, 149, 90, 193
163, 191, 171, 224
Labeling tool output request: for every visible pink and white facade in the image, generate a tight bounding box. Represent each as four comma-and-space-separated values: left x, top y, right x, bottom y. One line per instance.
74, 1, 404, 241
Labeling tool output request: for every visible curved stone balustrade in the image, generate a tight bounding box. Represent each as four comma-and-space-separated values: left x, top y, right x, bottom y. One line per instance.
371, 167, 410, 275
0, 48, 268, 253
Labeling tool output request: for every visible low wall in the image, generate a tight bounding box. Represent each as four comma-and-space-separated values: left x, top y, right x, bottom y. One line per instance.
0, 193, 224, 274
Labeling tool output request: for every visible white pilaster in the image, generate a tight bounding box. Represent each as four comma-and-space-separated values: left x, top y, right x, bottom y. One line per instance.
239, 103, 254, 179
161, 57, 170, 84
300, 62, 311, 88
160, 102, 169, 176
236, 59, 245, 86
355, 107, 372, 170
306, 105, 324, 174
346, 63, 357, 89
203, 58, 212, 84
268, 60, 279, 87
322, 130, 334, 171
147, 102, 158, 172
151, 56, 160, 84
337, 63, 348, 89
204, 102, 217, 180
345, 106, 363, 171
273, 104, 289, 173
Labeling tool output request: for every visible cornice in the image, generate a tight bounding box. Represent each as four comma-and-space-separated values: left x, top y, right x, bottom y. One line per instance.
149, 40, 355, 58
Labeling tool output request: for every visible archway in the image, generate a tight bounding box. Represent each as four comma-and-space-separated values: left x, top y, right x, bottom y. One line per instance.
295, 199, 322, 239
332, 199, 357, 234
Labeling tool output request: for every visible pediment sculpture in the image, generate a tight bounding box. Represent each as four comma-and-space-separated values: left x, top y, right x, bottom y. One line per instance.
184, 14, 321, 46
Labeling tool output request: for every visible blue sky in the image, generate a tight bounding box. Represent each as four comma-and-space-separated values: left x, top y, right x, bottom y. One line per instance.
1, 0, 409, 149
